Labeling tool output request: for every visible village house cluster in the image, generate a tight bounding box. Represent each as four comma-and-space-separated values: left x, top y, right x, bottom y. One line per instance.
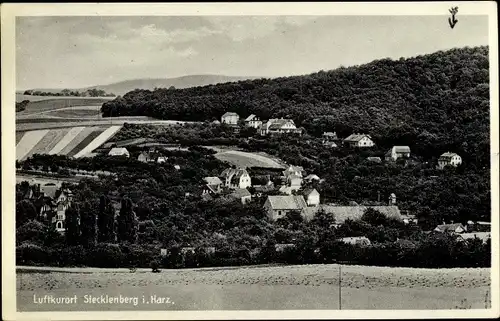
220, 112, 303, 136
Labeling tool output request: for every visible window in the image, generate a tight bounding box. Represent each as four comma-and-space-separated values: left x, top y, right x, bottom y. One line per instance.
56, 221, 62, 229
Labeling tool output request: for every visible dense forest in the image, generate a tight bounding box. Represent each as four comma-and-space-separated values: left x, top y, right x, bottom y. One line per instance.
101, 46, 489, 167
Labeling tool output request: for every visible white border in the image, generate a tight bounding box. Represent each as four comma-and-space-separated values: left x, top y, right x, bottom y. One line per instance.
2, 2, 499, 320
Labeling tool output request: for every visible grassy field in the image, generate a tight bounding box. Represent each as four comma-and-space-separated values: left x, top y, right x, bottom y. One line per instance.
214, 150, 286, 169
16, 264, 491, 311
16, 97, 113, 115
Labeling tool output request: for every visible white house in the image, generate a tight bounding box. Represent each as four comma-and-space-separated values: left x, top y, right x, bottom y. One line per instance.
108, 147, 130, 157
244, 114, 262, 128
303, 188, 320, 207
343, 134, 374, 148
438, 152, 462, 169
221, 168, 252, 189
221, 112, 240, 125
385, 146, 411, 161
260, 118, 302, 136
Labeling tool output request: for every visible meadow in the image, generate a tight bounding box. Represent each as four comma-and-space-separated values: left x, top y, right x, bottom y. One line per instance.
16, 264, 491, 311
214, 150, 286, 169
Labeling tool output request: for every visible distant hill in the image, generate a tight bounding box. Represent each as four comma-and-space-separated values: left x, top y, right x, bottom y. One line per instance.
101, 46, 490, 168
20, 75, 257, 96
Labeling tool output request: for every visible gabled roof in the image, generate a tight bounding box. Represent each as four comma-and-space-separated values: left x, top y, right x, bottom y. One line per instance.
303, 188, 319, 197
40, 185, 58, 199
392, 146, 411, 153
266, 195, 307, 210
268, 119, 296, 130
303, 205, 402, 224
204, 176, 223, 185
108, 147, 129, 156
222, 112, 239, 118
245, 114, 257, 121
304, 174, 320, 181
222, 168, 249, 180
435, 223, 465, 232
440, 152, 460, 158
230, 188, 252, 198
344, 134, 371, 142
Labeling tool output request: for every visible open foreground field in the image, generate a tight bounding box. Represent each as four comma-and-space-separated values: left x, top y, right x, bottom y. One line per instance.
16, 264, 491, 311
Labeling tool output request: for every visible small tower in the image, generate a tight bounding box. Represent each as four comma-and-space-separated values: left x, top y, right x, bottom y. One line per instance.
388, 193, 396, 205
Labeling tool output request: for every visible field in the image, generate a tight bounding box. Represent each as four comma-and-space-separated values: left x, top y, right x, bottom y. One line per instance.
16, 95, 113, 114
213, 150, 286, 169
16, 264, 490, 311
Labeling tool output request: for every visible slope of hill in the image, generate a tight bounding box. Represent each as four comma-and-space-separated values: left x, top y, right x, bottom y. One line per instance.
19, 75, 256, 96
101, 46, 490, 167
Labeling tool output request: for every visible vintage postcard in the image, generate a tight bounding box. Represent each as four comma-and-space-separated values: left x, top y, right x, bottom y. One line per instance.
1, 2, 499, 320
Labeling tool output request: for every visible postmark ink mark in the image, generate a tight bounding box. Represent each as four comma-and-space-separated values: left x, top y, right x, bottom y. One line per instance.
448, 6, 459, 29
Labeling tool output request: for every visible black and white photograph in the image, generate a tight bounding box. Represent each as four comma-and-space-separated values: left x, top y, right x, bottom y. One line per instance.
1, 2, 499, 320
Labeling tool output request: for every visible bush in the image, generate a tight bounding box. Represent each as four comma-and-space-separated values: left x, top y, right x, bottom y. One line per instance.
90, 243, 125, 268
16, 242, 49, 265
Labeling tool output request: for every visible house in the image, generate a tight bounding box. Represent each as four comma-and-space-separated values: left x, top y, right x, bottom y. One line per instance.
302, 205, 403, 223
467, 221, 491, 232
108, 147, 130, 157
137, 151, 154, 163
229, 188, 252, 204
401, 213, 418, 225
221, 168, 251, 189
438, 152, 462, 169
156, 156, 168, 164
264, 195, 308, 220
52, 203, 67, 232
244, 114, 262, 128
434, 223, 466, 234
322, 141, 338, 148
322, 131, 338, 141
260, 118, 302, 136
304, 174, 320, 182
303, 188, 320, 207
339, 236, 371, 246
286, 174, 302, 188
55, 188, 73, 204
202, 176, 223, 195
253, 183, 276, 197
283, 165, 304, 178
366, 157, 382, 164
343, 133, 374, 148
457, 232, 491, 244
385, 146, 411, 161
221, 112, 239, 125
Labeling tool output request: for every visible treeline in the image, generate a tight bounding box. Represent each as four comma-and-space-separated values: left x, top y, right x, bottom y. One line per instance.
23, 88, 116, 97
16, 100, 30, 112
101, 46, 489, 168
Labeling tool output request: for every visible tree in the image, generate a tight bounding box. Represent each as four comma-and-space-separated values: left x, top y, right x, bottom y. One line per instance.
65, 204, 81, 246
80, 201, 98, 247
117, 198, 139, 244
98, 195, 116, 243
16, 200, 38, 227
361, 208, 389, 226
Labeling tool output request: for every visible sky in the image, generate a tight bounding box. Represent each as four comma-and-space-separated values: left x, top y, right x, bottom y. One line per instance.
16, 15, 489, 90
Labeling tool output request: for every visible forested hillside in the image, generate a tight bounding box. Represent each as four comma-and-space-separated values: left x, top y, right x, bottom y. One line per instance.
102, 46, 490, 167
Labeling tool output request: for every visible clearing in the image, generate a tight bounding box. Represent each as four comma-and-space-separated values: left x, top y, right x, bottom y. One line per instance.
213, 150, 286, 169
16, 264, 491, 311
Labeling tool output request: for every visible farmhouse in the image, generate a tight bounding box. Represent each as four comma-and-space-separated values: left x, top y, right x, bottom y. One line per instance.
260, 118, 302, 136
434, 223, 466, 234
221, 168, 252, 189
108, 147, 130, 157
244, 114, 262, 128
202, 176, 223, 195
437, 152, 462, 169
385, 146, 411, 161
343, 133, 374, 148
264, 195, 307, 220
229, 188, 252, 204
221, 112, 240, 125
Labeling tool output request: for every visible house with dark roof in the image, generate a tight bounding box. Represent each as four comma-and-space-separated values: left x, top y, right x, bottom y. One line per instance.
244, 114, 262, 128
322, 131, 338, 141
385, 146, 411, 161
264, 195, 308, 220
438, 152, 462, 169
221, 168, 251, 189
221, 112, 240, 125
343, 133, 374, 148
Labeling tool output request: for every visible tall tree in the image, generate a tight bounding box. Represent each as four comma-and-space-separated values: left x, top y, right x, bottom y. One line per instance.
117, 198, 139, 244
65, 203, 81, 246
80, 201, 98, 247
98, 195, 116, 243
